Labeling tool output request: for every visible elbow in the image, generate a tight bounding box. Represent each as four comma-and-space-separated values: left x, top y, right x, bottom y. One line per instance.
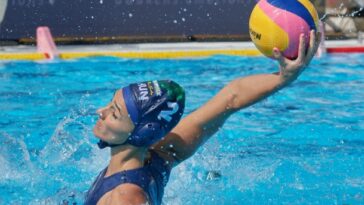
225, 81, 245, 111
227, 92, 241, 111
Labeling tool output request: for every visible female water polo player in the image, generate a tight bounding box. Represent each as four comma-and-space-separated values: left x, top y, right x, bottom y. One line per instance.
85, 30, 321, 205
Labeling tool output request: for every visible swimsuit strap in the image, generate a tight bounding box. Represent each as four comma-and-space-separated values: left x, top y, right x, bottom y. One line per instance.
85, 166, 152, 205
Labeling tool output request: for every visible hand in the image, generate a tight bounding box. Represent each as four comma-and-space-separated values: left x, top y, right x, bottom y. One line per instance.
273, 30, 321, 84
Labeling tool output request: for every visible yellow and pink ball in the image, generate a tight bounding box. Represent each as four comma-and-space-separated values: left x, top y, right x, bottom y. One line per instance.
249, 0, 319, 59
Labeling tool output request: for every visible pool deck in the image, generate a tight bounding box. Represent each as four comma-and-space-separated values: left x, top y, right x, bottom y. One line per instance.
0, 40, 363, 60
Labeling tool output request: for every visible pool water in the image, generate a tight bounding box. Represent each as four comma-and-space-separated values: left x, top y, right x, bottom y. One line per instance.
0, 54, 363, 204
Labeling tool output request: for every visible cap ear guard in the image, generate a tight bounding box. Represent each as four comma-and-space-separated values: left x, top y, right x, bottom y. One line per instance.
125, 122, 165, 147
97, 122, 164, 149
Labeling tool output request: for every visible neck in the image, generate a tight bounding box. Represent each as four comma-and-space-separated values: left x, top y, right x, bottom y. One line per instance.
105, 145, 147, 177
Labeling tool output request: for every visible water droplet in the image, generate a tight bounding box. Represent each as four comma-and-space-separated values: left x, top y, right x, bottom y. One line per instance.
129, 13, 133, 18
173, 20, 177, 24
181, 18, 186, 22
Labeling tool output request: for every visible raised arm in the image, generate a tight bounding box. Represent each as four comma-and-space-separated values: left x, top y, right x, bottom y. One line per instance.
152, 31, 321, 166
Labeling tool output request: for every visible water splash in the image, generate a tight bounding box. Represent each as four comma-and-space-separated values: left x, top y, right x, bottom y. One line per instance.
40, 93, 98, 165
0, 131, 37, 180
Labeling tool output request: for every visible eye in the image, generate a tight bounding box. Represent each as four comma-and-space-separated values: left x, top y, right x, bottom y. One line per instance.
110, 106, 118, 119
112, 112, 118, 119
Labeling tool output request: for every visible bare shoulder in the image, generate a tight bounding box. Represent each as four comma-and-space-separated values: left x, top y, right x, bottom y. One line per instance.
111, 184, 148, 205
98, 184, 149, 205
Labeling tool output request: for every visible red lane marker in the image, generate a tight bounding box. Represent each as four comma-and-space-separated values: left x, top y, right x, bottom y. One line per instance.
327, 47, 364, 53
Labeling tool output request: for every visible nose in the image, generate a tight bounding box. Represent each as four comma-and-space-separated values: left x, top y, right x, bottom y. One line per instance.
96, 107, 109, 120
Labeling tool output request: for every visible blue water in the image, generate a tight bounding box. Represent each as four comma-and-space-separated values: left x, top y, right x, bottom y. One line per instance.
0, 54, 363, 204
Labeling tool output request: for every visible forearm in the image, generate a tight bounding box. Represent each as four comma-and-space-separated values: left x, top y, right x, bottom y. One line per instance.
187, 72, 287, 140
227, 72, 287, 110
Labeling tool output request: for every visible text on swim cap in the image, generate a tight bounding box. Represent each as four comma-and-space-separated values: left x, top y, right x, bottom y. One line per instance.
138, 83, 149, 101
153, 80, 162, 96
157, 102, 179, 122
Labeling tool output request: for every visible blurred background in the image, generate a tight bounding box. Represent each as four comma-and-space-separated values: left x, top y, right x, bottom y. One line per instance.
0, 0, 363, 45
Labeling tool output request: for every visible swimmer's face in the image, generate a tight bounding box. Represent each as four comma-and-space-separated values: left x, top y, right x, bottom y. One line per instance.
93, 89, 135, 145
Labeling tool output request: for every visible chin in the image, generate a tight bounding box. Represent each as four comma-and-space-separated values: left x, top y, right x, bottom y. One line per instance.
93, 126, 103, 140
93, 126, 115, 144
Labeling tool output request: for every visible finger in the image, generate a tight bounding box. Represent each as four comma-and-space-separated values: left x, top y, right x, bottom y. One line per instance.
296, 33, 306, 63
315, 31, 322, 49
272, 47, 286, 67
307, 31, 322, 61
305, 30, 317, 62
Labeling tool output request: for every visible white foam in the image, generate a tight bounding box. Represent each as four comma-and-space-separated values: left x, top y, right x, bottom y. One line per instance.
0, 132, 39, 182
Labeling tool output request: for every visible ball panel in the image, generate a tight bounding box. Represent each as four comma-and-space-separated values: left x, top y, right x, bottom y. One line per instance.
259, 0, 311, 59
249, 4, 289, 57
267, 0, 316, 30
297, 0, 320, 29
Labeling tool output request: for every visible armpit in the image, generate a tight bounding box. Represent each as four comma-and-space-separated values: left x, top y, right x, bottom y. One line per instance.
149, 147, 183, 168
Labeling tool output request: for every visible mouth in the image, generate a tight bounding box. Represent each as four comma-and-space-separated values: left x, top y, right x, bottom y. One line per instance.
95, 120, 103, 129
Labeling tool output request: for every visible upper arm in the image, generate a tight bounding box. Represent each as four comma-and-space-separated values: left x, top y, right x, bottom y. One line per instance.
152, 83, 238, 166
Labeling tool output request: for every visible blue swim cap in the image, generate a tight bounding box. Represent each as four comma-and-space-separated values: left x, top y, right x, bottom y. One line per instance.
98, 80, 185, 148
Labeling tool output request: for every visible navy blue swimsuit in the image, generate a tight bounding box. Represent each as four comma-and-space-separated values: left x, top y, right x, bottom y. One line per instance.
85, 151, 171, 205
